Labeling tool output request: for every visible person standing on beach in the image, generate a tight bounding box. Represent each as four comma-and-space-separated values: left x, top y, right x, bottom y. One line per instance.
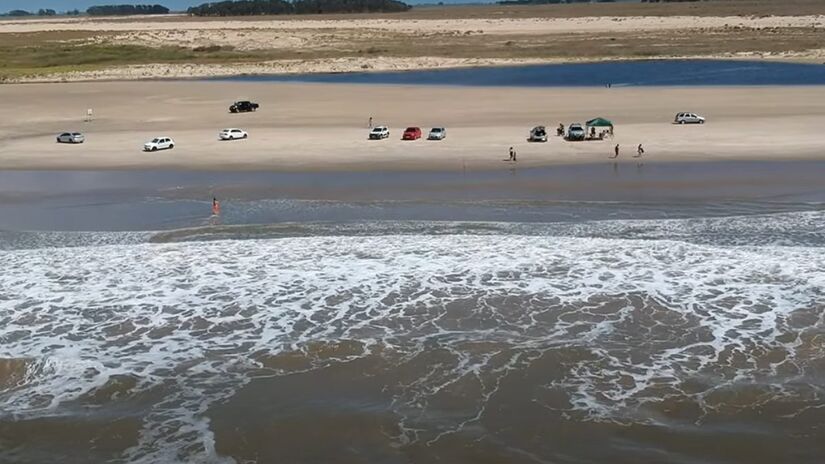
635, 144, 645, 158
612, 144, 620, 159
368, 117, 373, 129
212, 197, 221, 216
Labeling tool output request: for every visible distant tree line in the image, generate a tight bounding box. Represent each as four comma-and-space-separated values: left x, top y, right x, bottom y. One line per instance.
187, 0, 411, 16
1, 4, 169, 16
86, 4, 170, 15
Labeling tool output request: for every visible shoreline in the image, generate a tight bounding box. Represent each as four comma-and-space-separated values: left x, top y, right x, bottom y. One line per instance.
7, 55, 825, 85
2, 160, 824, 232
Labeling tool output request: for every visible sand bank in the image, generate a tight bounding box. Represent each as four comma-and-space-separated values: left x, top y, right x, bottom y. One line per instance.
2, 14, 823, 35
1, 81, 824, 172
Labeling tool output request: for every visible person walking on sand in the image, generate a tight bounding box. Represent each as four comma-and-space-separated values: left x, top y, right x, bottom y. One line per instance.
212, 197, 221, 216
368, 117, 373, 129
611, 144, 620, 159
635, 144, 645, 158
508, 146, 517, 162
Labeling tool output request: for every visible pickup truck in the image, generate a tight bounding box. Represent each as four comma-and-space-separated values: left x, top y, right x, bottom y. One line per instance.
229, 101, 259, 113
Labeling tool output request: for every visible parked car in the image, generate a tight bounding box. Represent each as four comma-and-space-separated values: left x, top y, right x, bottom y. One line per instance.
219, 128, 248, 140
56, 132, 85, 144
369, 126, 390, 140
567, 123, 586, 141
674, 112, 705, 124
144, 137, 175, 151
402, 127, 422, 140
428, 127, 446, 140
528, 126, 548, 142
229, 101, 259, 113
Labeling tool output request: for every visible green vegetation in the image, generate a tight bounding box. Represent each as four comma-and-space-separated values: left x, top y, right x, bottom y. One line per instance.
0, 42, 231, 80
186, 0, 411, 16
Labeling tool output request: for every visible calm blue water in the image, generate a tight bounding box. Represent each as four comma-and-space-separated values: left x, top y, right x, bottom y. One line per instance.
216, 60, 825, 87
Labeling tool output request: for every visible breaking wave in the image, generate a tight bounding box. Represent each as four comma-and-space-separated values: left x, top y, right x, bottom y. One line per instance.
1, 212, 824, 462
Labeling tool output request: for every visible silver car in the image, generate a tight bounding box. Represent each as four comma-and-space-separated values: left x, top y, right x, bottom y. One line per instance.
675, 112, 705, 124
566, 123, 586, 141
428, 127, 446, 140
529, 126, 548, 142
56, 132, 85, 144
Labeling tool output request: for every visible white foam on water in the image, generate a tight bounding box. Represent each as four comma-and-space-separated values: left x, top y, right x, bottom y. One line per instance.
1, 230, 824, 462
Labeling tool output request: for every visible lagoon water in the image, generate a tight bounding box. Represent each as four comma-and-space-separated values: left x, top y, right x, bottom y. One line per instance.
219, 59, 825, 87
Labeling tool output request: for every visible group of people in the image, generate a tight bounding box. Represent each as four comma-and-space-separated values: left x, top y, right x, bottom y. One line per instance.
505, 143, 645, 163
611, 144, 645, 159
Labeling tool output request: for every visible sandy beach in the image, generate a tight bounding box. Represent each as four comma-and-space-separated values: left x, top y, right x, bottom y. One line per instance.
1, 80, 824, 172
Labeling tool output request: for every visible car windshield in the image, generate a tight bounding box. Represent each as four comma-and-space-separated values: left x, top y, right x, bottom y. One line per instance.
406, 128, 417, 132
371, 127, 383, 132
431, 128, 442, 132
151, 138, 161, 143
72, 133, 81, 136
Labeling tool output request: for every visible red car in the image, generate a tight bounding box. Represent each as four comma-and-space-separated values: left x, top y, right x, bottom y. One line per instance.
402, 127, 422, 140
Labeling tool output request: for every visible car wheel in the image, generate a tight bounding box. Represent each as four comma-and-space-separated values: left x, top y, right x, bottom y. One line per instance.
700, 120, 705, 124
243, 134, 248, 139
169, 144, 174, 149
152, 146, 158, 151
680, 120, 685, 124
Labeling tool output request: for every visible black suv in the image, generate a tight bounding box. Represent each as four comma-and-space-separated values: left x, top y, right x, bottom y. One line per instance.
229, 101, 259, 113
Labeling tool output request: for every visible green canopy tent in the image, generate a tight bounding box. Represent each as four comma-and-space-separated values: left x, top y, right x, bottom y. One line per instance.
585, 117, 614, 138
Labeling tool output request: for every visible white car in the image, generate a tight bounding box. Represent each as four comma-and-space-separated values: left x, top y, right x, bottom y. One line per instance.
675, 112, 705, 124
56, 132, 85, 144
219, 128, 248, 140
144, 137, 175, 151
369, 126, 390, 140
428, 127, 446, 140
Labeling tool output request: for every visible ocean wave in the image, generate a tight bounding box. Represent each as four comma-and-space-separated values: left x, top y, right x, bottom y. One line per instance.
1, 232, 824, 462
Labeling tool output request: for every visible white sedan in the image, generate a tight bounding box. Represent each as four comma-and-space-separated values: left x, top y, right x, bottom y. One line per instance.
219, 128, 248, 140
144, 137, 175, 151
56, 132, 85, 144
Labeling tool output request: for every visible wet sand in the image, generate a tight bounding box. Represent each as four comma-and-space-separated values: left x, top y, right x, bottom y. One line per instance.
1, 160, 824, 232
1, 81, 824, 172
